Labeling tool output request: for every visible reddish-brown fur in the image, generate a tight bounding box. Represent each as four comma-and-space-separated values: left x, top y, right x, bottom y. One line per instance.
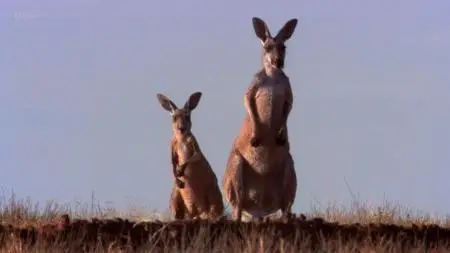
157, 92, 224, 220
223, 17, 299, 221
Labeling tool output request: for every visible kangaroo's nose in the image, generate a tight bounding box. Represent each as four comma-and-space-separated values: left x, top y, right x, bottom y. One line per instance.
178, 126, 187, 133
271, 57, 279, 64
273, 57, 282, 67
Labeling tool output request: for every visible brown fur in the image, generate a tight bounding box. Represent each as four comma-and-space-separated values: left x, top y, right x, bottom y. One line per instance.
157, 92, 224, 220
223, 17, 299, 221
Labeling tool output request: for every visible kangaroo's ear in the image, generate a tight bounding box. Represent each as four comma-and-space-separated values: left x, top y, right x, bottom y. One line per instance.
252, 17, 272, 43
184, 92, 202, 112
157, 93, 178, 113
274, 18, 298, 43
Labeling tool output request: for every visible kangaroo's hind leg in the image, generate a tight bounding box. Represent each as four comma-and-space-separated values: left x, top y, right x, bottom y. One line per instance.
206, 180, 225, 220
169, 185, 188, 220
280, 152, 297, 218
223, 149, 247, 221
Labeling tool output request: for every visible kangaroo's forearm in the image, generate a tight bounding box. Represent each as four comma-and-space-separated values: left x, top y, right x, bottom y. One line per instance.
276, 101, 290, 134
245, 94, 260, 129
185, 140, 201, 165
173, 164, 182, 177
172, 152, 179, 176
280, 85, 293, 131
281, 101, 292, 127
176, 142, 202, 175
173, 162, 182, 177
250, 99, 260, 127
185, 152, 201, 165
172, 153, 186, 177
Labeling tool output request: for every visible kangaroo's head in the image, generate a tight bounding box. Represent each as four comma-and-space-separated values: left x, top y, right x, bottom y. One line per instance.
157, 92, 202, 137
252, 17, 298, 74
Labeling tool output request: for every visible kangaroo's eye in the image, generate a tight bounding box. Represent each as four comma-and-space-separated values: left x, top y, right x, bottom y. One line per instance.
172, 114, 181, 121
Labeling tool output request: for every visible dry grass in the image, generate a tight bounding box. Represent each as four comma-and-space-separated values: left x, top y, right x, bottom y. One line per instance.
0, 194, 450, 252
308, 199, 450, 227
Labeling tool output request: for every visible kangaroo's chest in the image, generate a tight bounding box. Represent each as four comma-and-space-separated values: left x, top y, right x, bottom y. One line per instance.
176, 142, 194, 164
256, 78, 285, 100
255, 78, 286, 126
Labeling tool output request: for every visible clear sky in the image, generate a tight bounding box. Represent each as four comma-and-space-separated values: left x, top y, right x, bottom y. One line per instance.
1, 0, 449, 216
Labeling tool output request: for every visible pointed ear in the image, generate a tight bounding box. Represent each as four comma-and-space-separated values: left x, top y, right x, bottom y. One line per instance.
184, 92, 202, 111
252, 17, 272, 43
275, 18, 298, 43
156, 93, 178, 113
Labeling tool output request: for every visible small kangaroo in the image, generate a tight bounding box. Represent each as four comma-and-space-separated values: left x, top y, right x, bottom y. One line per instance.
223, 17, 298, 221
157, 92, 224, 220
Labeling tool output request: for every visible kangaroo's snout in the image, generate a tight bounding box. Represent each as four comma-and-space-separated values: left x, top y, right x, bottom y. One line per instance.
271, 57, 282, 68
172, 111, 191, 135
178, 126, 187, 133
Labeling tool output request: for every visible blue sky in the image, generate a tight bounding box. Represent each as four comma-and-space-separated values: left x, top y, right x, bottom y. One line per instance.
1, 0, 449, 216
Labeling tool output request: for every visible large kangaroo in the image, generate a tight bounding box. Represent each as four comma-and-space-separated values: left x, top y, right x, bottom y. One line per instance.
223, 17, 298, 221
157, 92, 224, 220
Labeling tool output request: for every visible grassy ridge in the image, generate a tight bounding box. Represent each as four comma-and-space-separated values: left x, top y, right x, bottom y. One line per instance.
1, 194, 450, 252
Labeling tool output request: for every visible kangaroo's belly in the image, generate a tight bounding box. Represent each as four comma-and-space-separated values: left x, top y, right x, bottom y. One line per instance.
240, 147, 289, 214
180, 184, 206, 213
243, 146, 286, 175
243, 176, 282, 214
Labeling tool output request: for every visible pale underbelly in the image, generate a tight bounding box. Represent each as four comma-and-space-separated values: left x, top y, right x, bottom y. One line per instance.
243, 186, 280, 215
241, 209, 282, 221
